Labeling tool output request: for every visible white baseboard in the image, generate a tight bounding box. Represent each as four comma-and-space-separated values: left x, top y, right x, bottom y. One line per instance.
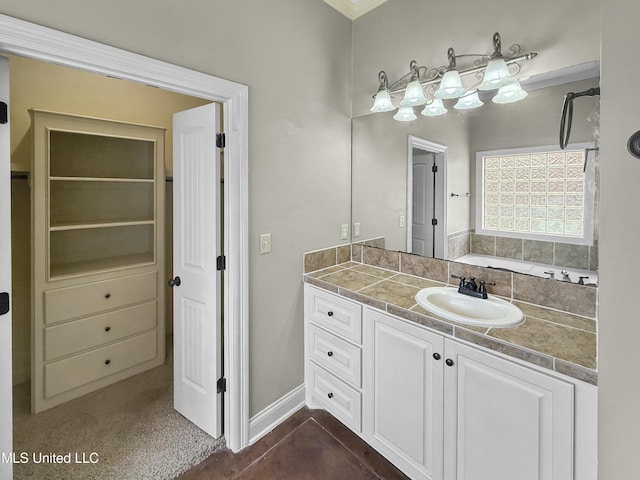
248, 384, 305, 445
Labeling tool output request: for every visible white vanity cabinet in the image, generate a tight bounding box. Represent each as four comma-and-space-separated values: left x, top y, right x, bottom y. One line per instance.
304, 285, 590, 480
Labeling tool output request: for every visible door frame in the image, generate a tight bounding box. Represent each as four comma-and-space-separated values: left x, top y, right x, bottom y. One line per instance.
406, 135, 448, 259
0, 14, 250, 452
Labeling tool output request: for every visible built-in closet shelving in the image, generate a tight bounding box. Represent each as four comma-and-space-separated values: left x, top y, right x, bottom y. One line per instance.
31, 110, 166, 413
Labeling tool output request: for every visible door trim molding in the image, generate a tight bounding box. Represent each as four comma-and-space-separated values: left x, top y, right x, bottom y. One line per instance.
0, 14, 250, 451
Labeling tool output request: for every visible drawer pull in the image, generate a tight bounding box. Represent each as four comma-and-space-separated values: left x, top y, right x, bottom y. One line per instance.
105, 326, 111, 332
327, 392, 334, 399
104, 293, 111, 299
104, 359, 111, 365
327, 351, 334, 357
327, 311, 334, 317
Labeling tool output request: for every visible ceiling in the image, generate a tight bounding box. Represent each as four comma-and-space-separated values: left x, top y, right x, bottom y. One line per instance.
323, 0, 389, 20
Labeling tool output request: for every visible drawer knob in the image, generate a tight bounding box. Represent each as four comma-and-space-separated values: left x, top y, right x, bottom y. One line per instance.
105, 326, 111, 332
327, 311, 334, 317
445, 358, 454, 367
327, 392, 334, 399
105, 359, 111, 365
433, 353, 441, 360
104, 293, 111, 299
327, 351, 334, 357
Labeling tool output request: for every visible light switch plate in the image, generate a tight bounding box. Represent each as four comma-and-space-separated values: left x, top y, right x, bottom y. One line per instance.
260, 233, 272, 254
340, 224, 349, 240
353, 222, 361, 238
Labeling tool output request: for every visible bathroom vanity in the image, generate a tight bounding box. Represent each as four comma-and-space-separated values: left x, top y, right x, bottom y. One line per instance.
304, 261, 597, 480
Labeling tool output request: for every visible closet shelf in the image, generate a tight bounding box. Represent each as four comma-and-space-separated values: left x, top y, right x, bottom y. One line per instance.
50, 219, 155, 231
50, 254, 156, 279
50, 176, 154, 183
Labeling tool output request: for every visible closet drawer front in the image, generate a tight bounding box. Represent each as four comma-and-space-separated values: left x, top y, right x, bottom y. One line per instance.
44, 330, 157, 398
44, 301, 157, 361
308, 324, 362, 388
44, 271, 157, 324
305, 285, 362, 344
308, 360, 362, 432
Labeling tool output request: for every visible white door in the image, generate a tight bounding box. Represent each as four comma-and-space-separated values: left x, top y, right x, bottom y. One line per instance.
172, 103, 222, 438
364, 309, 445, 480
0, 55, 13, 480
443, 340, 574, 480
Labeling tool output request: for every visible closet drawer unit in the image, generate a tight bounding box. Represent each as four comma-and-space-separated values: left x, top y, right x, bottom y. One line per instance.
44, 330, 157, 398
305, 285, 362, 343
308, 360, 362, 432
44, 301, 157, 361
44, 271, 157, 324
308, 323, 362, 388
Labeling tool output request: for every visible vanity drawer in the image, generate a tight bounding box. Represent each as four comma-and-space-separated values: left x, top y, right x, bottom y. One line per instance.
308, 360, 362, 432
44, 271, 157, 324
305, 285, 362, 344
44, 330, 157, 398
308, 323, 362, 387
44, 301, 157, 361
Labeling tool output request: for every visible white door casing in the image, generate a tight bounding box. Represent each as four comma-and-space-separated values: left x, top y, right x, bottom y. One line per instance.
173, 103, 222, 437
0, 55, 13, 480
0, 14, 250, 451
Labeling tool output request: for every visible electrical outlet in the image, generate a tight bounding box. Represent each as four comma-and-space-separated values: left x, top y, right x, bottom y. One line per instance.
259, 233, 271, 254
340, 224, 349, 240
353, 222, 361, 238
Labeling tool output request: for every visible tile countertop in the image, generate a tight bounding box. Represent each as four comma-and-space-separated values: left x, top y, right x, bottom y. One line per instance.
304, 262, 597, 386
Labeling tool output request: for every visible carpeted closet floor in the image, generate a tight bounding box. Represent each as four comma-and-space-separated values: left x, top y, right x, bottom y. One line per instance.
13, 337, 223, 480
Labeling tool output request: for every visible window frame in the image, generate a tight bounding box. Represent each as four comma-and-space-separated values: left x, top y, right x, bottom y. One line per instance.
474, 142, 596, 246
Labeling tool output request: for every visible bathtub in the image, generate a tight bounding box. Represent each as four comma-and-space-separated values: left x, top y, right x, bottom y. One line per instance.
455, 253, 598, 285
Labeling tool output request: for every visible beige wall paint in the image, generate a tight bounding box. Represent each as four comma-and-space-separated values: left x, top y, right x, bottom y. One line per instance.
8, 54, 211, 385
0, 0, 353, 414
599, 1, 640, 477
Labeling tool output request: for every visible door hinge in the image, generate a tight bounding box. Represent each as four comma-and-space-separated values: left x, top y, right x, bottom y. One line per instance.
432, 164, 438, 173
216, 255, 226, 271
0, 292, 9, 315
216, 133, 226, 149
217, 376, 227, 394
431, 218, 438, 226
0, 102, 7, 125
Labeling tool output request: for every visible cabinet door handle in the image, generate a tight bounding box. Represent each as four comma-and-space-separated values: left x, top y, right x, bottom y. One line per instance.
105, 359, 111, 365
445, 358, 455, 367
104, 293, 111, 299
105, 326, 111, 332
327, 311, 334, 317
433, 353, 441, 360
327, 392, 334, 399
327, 351, 334, 357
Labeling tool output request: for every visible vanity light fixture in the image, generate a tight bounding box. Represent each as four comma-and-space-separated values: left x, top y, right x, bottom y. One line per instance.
370, 32, 537, 122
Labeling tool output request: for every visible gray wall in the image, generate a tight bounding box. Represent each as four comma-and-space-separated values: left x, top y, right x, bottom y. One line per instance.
0, 0, 353, 416
600, 0, 640, 476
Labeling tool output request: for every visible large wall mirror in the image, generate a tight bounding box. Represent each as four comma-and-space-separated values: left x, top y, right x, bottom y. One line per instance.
351, 64, 600, 285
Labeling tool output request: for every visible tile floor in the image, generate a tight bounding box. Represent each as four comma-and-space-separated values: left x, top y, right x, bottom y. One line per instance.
178, 407, 409, 479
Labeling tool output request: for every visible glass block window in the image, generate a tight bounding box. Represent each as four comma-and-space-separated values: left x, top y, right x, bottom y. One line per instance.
475, 145, 595, 245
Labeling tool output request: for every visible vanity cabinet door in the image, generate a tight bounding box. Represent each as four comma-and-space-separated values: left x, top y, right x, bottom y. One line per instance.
363, 308, 445, 480
443, 339, 574, 480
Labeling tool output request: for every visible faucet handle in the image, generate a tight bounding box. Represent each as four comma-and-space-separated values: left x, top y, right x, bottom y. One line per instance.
544, 270, 555, 280
578, 276, 589, 285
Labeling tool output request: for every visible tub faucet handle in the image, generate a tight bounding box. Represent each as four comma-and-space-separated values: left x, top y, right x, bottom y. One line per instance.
578, 276, 589, 285
544, 271, 555, 280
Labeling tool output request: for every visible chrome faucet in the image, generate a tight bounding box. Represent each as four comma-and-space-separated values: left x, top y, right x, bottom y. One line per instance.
561, 270, 571, 282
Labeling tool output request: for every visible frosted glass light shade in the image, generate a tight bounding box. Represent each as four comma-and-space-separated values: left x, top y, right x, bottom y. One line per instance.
492, 81, 528, 104
421, 98, 448, 117
370, 89, 396, 112
478, 58, 516, 90
435, 70, 466, 99
454, 91, 484, 110
399, 80, 428, 107
393, 105, 417, 122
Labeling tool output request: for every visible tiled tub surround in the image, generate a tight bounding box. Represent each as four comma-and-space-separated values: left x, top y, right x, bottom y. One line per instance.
303, 246, 597, 385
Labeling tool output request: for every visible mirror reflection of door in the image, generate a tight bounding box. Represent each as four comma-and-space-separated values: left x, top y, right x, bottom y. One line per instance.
407, 137, 447, 259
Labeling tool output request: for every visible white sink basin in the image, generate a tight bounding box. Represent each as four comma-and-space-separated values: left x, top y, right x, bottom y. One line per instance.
415, 287, 523, 327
